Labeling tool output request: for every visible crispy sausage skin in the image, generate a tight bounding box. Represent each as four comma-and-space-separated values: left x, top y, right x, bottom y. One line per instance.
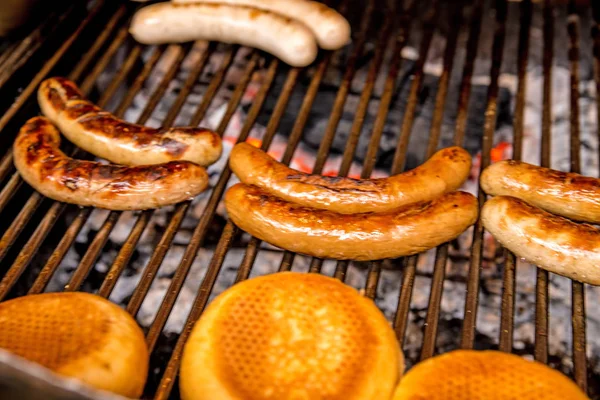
481, 196, 600, 285
480, 160, 600, 223
38, 77, 222, 167
13, 117, 209, 211
225, 184, 479, 261
129, 3, 318, 67
229, 143, 472, 214
172, 0, 351, 50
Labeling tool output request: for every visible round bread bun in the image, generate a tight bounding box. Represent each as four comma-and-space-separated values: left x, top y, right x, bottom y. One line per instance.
180, 272, 403, 400
392, 350, 589, 400
0, 292, 148, 398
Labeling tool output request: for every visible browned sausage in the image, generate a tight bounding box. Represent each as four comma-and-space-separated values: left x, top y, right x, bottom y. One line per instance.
38, 77, 222, 166
480, 160, 600, 223
13, 117, 209, 210
481, 196, 600, 285
225, 183, 479, 261
229, 143, 472, 214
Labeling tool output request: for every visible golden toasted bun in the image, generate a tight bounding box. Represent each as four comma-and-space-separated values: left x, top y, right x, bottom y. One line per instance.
180, 272, 403, 400
393, 350, 589, 400
0, 292, 148, 398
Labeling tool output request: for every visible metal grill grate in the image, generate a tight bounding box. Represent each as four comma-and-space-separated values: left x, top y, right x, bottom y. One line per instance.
0, 0, 598, 398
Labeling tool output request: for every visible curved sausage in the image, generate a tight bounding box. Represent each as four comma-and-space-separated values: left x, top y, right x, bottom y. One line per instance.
172, 0, 351, 50
481, 196, 600, 285
225, 183, 479, 261
129, 3, 318, 67
13, 117, 209, 211
480, 160, 600, 223
38, 77, 222, 167
229, 143, 472, 214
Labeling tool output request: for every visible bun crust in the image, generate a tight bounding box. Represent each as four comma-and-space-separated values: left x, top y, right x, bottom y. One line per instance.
393, 350, 589, 400
0, 292, 148, 398
180, 272, 403, 400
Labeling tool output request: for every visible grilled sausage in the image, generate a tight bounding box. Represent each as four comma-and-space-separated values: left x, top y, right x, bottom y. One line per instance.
171, 0, 351, 50
38, 77, 222, 167
225, 184, 479, 261
128, 3, 318, 67
481, 196, 600, 285
229, 143, 472, 214
480, 160, 600, 223
13, 117, 209, 211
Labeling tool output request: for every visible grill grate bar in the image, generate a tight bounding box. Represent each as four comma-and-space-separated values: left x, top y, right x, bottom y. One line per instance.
69, 6, 129, 83
64, 44, 195, 293
79, 18, 133, 95
454, 0, 484, 146
388, 0, 440, 347
311, 1, 375, 174
534, 0, 554, 364
418, 1, 465, 361
97, 44, 217, 299
498, 0, 532, 353
28, 208, 93, 295
136, 55, 274, 332
234, 69, 301, 282
154, 222, 237, 400
126, 52, 262, 318
149, 54, 274, 397
190, 46, 240, 128
461, 0, 508, 349
567, 0, 587, 390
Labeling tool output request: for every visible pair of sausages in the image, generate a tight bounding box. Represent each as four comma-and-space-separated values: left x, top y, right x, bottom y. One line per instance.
13, 117, 209, 210
225, 143, 478, 261
129, 0, 351, 67
480, 161, 600, 285
12, 78, 221, 210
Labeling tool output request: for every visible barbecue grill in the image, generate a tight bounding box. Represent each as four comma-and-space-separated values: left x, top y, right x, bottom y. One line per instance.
0, 0, 598, 398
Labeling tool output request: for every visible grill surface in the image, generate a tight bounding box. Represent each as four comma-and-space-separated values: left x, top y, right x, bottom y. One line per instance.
0, 0, 598, 398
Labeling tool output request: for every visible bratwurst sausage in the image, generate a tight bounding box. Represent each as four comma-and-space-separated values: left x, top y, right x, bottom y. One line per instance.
38, 77, 222, 166
481, 196, 600, 285
225, 184, 479, 261
480, 160, 600, 223
13, 117, 209, 211
171, 0, 351, 50
229, 143, 472, 214
129, 3, 318, 67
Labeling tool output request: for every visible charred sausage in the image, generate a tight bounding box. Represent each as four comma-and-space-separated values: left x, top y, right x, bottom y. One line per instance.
229, 143, 472, 214
481, 196, 600, 285
171, 0, 351, 50
225, 183, 479, 261
13, 117, 209, 211
38, 77, 222, 167
480, 160, 600, 223
128, 3, 318, 67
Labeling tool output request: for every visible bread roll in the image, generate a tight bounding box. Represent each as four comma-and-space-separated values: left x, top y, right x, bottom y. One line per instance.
0, 292, 148, 398
392, 350, 589, 400
180, 272, 403, 400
